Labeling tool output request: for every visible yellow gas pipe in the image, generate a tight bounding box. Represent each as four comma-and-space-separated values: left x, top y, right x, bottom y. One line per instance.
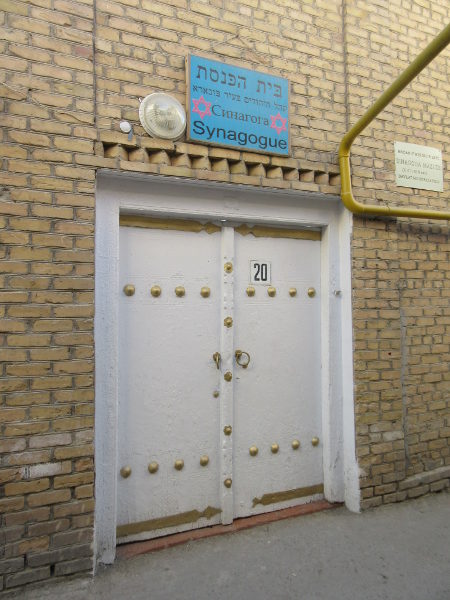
339, 22, 450, 220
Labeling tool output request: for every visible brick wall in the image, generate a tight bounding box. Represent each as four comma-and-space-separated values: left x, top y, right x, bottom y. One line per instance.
0, 0, 96, 590
344, 1, 450, 507
90, 0, 344, 189
353, 218, 450, 508
0, 0, 448, 591
344, 0, 449, 209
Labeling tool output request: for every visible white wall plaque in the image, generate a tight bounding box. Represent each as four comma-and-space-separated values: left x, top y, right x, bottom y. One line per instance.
394, 142, 443, 192
250, 260, 271, 285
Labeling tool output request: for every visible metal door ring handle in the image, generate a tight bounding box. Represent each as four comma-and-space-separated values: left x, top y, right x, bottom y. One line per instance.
235, 350, 250, 369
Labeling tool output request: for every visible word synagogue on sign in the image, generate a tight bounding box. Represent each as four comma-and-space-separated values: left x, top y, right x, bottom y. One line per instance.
186, 55, 290, 156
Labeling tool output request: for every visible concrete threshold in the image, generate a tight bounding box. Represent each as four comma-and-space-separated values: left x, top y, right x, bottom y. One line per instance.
116, 499, 339, 560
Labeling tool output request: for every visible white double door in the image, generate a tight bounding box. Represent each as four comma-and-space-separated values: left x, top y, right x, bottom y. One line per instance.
116, 218, 323, 543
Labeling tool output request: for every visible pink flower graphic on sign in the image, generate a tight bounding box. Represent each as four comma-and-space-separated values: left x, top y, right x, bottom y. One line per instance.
192, 96, 212, 120
270, 113, 287, 135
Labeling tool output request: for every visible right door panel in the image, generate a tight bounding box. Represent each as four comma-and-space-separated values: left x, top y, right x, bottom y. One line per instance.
233, 230, 323, 518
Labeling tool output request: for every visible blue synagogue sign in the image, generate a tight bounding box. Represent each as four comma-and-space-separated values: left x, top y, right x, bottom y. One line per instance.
186, 55, 290, 156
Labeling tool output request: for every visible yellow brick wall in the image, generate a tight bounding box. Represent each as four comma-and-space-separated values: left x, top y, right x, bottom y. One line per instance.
0, 0, 448, 590
344, 1, 449, 508
344, 0, 449, 209
0, 0, 96, 590
353, 218, 450, 507
90, 0, 345, 191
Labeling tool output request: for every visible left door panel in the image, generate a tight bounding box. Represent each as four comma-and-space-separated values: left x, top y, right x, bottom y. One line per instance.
117, 223, 222, 543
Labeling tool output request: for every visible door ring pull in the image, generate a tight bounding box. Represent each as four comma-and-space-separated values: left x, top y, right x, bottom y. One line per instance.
213, 352, 221, 370
235, 350, 250, 369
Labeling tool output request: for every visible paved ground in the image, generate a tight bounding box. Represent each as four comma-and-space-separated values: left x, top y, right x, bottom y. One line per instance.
10, 491, 450, 600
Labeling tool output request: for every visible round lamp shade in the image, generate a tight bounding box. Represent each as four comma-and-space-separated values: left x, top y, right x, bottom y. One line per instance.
139, 93, 186, 140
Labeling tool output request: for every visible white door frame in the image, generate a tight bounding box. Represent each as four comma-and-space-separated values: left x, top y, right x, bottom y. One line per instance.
94, 171, 360, 566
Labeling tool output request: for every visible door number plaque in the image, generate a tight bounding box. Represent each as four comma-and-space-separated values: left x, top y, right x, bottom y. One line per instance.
250, 260, 271, 285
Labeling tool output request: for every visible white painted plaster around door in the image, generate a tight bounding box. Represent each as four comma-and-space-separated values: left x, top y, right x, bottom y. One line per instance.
94, 173, 359, 565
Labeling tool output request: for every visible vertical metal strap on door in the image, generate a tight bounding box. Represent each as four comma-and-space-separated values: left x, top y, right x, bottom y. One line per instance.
220, 226, 235, 524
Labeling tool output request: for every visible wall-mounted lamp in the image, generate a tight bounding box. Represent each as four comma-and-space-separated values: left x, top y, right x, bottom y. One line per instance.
139, 93, 186, 140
